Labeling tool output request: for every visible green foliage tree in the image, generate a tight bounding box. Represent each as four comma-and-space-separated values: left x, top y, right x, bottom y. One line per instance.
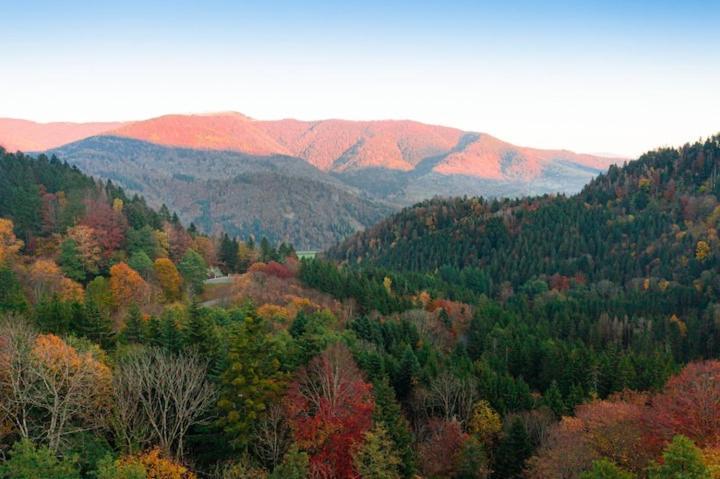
353, 424, 402, 479
127, 251, 154, 280
492, 418, 532, 479
0, 439, 80, 479
178, 249, 207, 294
0, 267, 28, 313
58, 239, 85, 282
456, 436, 490, 479
648, 435, 710, 479
218, 315, 286, 449
95, 455, 146, 479
581, 459, 635, 479
121, 304, 144, 344
269, 446, 309, 479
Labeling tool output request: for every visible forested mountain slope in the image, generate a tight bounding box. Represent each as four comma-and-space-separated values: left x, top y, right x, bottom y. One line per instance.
50, 136, 392, 249
330, 135, 720, 292
4, 141, 720, 479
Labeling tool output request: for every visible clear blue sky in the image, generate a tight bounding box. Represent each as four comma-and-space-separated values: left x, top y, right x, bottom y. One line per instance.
1, 0, 719, 156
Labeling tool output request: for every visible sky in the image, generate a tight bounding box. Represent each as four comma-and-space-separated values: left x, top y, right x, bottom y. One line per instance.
1, 0, 719, 157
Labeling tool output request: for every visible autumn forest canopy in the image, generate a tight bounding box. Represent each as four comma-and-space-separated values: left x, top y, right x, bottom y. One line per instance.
1, 134, 720, 479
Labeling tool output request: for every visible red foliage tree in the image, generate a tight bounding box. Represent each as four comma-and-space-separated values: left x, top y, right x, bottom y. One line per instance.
285, 343, 374, 479
645, 360, 720, 449
418, 418, 468, 478
81, 198, 127, 258
250, 261, 294, 279
165, 223, 192, 262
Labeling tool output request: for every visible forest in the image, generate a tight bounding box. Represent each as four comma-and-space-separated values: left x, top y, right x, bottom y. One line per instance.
1, 137, 720, 479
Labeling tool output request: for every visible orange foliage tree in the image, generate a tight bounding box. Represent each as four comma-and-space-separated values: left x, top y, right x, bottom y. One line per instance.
120, 448, 196, 479
110, 262, 148, 307
28, 259, 64, 302
526, 393, 650, 478
0, 323, 111, 453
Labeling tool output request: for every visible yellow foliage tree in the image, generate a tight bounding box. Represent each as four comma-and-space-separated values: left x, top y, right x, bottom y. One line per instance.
383, 276, 393, 294
257, 303, 291, 323
697, 240, 711, 262
154, 258, 183, 301
468, 400, 502, 446
0, 218, 23, 264
121, 448, 196, 479
112, 198, 124, 212
703, 446, 720, 479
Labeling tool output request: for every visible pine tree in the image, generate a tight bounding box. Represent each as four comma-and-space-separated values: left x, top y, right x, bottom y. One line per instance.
372, 378, 416, 478
83, 299, 115, 349
394, 345, 420, 400
122, 304, 144, 344
543, 381, 566, 418
0, 267, 28, 313
217, 315, 286, 449
220, 234, 238, 273
160, 314, 182, 354
178, 249, 207, 295
58, 239, 85, 282
492, 418, 532, 479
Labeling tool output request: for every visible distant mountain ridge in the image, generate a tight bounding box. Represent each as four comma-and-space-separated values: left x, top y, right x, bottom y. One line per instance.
0, 112, 620, 182
1, 112, 624, 248
0, 118, 124, 152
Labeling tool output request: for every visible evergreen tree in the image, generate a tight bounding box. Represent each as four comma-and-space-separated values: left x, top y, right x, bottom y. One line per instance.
372, 378, 416, 478
127, 251, 154, 280
220, 234, 238, 273
0, 267, 28, 313
492, 418, 532, 479
159, 313, 183, 354
178, 249, 207, 294
58, 239, 85, 282
83, 299, 114, 349
0, 439, 80, 479
121, 304, 144, 344
218, 315, 286, 449
543, 381, 566, 418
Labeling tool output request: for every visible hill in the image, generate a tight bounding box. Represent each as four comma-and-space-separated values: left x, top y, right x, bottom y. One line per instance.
4, 138, 720, 479
49, 136, 392, 249
329, 135, 720, 296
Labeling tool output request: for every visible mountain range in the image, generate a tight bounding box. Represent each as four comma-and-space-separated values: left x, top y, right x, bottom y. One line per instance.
0, 113, 622, 248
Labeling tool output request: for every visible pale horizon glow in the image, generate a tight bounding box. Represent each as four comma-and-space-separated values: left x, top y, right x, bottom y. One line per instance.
1, 1, 719, 158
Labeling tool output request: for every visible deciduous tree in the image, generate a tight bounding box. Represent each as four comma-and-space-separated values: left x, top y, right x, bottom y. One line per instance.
285, 343, 374, 479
